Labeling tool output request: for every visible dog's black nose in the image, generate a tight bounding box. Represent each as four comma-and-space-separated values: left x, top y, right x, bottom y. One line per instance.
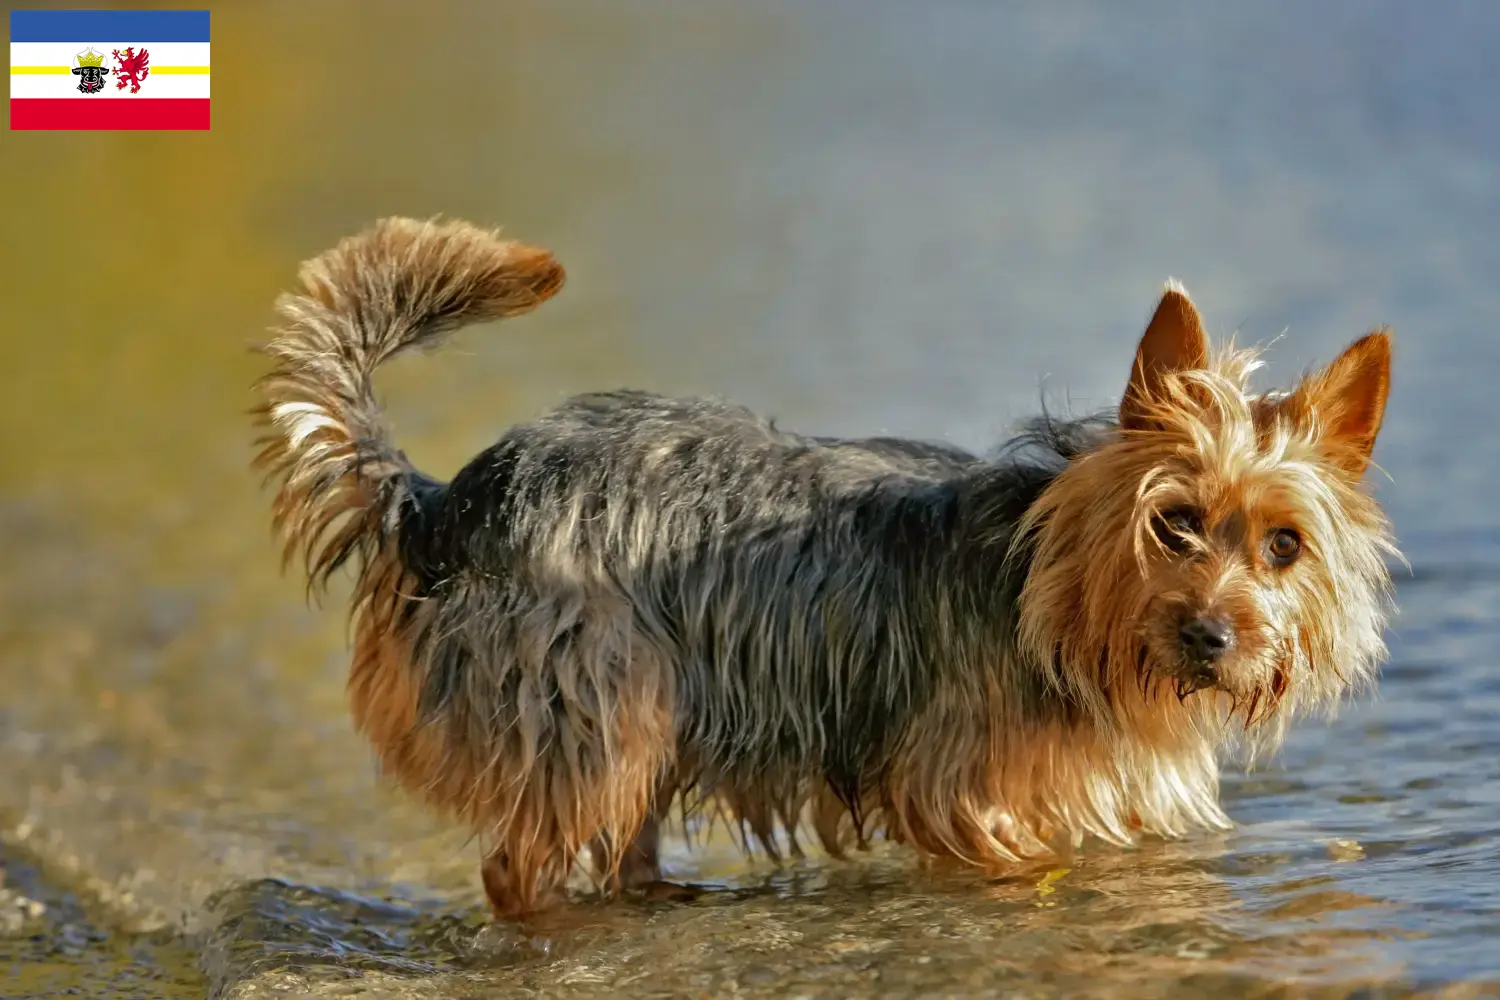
1179, 617, 1234, 665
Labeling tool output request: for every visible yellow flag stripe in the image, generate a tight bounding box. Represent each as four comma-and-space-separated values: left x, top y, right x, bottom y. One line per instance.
10, 65, 209, 75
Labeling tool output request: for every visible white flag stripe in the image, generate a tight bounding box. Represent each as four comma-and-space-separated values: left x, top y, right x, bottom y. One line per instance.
10, 72, 208, 99
10, 41, 210, 68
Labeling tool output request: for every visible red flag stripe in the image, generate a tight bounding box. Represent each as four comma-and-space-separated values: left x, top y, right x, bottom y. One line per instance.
10, 98, 210, 131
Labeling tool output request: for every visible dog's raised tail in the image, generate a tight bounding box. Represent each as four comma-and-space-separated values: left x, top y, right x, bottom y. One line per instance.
252, 216, 565, 593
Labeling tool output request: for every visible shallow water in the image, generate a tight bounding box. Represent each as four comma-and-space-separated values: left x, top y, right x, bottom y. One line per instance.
0, 846, 203, 999
3, 1, 1500, 996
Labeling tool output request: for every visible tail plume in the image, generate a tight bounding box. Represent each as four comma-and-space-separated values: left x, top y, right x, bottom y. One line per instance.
252, 216, 566, 593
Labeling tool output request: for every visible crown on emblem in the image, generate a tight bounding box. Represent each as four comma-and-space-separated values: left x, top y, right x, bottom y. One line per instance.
74, 47, 106, 69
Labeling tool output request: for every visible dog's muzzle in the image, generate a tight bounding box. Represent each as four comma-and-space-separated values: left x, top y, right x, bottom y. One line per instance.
1176, 615, 1235, 693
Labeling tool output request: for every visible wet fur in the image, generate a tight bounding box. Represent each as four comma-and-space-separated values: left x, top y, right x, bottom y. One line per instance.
252, 219, 1397, 918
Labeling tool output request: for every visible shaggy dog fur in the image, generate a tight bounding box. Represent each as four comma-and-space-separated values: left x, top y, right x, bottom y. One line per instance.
252, 217, 1397, 918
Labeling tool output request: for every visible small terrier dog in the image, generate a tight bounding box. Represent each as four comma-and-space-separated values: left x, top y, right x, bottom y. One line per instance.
253, 218, 1396, 919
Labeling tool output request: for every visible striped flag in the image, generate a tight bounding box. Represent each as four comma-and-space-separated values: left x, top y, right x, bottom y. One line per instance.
10, 9, 210, 130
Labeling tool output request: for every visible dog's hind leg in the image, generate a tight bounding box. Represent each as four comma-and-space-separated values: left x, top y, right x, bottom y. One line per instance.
589, 776, 705, 903
480, 845, 571, 920
618, 817, 704, 903
476, 626, 682, 918
594, 812, 663, 888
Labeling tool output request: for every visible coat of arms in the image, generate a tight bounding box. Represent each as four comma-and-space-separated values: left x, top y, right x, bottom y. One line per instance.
70, 48, 109, 94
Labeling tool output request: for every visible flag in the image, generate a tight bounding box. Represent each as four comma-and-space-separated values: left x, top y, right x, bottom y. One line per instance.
10, 10, 210, 130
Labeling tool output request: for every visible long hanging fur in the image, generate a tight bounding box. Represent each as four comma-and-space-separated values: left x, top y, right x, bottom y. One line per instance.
252, 220, 1398, 918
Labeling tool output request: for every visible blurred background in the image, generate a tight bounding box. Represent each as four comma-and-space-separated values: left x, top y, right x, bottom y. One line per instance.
3, 1, 1499, 997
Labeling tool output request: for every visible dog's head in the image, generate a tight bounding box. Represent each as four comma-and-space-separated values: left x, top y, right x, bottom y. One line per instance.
1016, 284, 1397, 750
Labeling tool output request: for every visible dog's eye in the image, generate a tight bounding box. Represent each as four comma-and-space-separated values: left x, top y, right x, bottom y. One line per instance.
1267, 528, 1302, 567
1153, 507, 1201, 553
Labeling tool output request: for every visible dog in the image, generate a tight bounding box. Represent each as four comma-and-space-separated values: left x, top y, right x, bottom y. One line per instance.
252, 217, 1396, 919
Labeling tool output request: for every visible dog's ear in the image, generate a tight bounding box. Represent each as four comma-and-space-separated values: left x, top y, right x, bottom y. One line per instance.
1121, 282, 1210, 430
1292, 330, 1392, 476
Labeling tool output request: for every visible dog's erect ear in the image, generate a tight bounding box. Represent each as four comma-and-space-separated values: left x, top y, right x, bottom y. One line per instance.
1120, 282, 1210, 430
1293, 330, 1392, 476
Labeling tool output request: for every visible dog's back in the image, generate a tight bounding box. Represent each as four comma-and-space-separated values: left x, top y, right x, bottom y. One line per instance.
402, 384, 1014, 830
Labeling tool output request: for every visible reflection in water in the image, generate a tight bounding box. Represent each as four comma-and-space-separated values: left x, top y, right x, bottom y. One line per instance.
188, 839, 1414, 997
2, 1, 1499, 996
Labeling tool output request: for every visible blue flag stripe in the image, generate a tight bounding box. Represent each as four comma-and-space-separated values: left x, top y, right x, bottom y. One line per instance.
10, 10, 211, 43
